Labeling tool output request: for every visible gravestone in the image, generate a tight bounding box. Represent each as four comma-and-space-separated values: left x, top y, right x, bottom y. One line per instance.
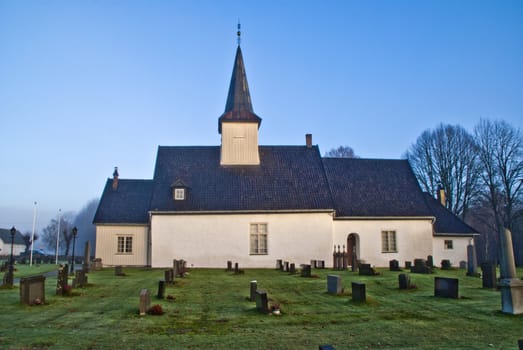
289, 263, 296, 274
234, 262, 240, 274
405, 261, 412, 269
92, 258, 102, 271
301, 264, 311, 277
255, 290, 269, 313
434, 277, 459, 299
139, 289, 151, 316
319, 345, 336, 350
411, 259, 432, 274
426, 255, 434, 268
359, 264, 379, 276
518, 339, 523, 350
227, 261, 232, 272
82, 241, 91, 272
72, 269, 88, 288
351, 282, 366, 302
56, 264, 69, 295
276, 259, 283, 271
2, 269, 14, 287
284, 261, 289, 272
498, 227, 523, 314
115, 265, 124, 276
466, 243, 478, 276
327, 275, 342, 295
164, 269, 174, 284
157, 280, 165, 299
481, 262, 497, 289
20, 275, 46, 305
389, 259, 401, 271
318, 260, 325, 269
459, 261, 467, 269
441, 259, 452, 270
311, 260, 317, 268
398, 274, 411, 290
250, 280, 257, 302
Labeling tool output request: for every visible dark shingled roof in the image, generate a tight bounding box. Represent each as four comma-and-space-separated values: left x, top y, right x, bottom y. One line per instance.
218, 45, 261, 133
149, 145, 333, 212
322, 158, 434, 217
93, 179, 153, 224
423, 193, 477, 235
0, 228, 25, 245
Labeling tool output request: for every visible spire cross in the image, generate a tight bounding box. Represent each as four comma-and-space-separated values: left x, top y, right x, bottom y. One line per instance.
237, 21, 241, 46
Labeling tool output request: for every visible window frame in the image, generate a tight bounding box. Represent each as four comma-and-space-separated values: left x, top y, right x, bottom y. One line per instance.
381, 230, 397, 253
444, 239, 454, 250
117, 235, 133, 254
174, 188, 185, 200
250, 223, 268, 255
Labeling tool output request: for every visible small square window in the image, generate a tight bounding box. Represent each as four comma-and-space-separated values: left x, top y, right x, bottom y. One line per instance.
117, 236, 133, 254
381, 230, 397, 253
174, 188, 185, 200
444, 240, 453, 250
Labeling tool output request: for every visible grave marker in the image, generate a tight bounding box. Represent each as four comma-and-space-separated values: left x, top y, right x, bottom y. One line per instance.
250, 280, 257, 302
157, 280, 165, 299
56, 264, 69, 295
441, 259, 452, 270
327, 275, 342, 295
359, 264, 379, 276
351, 282, 366, 302
481, 262, 497, 289
139, 289, 151, 316
300, 264, 311, 277
466, 243, 478, 276
115, 265, 124, 276
398, 274, 411, 290
434, 277, 459, 299
227, 261, 232, 272
255, 290, 269, 313
289, 263, 296, 274
389, 259, 401, 271
19, 275, 46, 305
82, 241, 91, 272
276, 259, 283, 271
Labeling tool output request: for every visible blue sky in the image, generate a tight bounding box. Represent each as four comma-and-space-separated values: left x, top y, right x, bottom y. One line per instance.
1, 0, 522, 233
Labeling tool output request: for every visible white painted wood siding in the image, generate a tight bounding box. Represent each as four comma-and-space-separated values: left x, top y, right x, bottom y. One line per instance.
95, 225, 148, 266
220, 122, 260, 165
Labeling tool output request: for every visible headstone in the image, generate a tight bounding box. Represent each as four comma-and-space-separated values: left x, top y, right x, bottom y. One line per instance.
249, 280, 257, 302
441, 259, 452, 270
481, 262, 497, 289
405, 261, 412, 269
459, 261, 467, 269
434, 277, 459, 299
311, 260, 317, 269
139, 289, 151, 316
359, 264, 379, 276
426, 255, 434, 268
255, 290, 269, 313
351, 282, 366, 302
466, 244, 478, 276
411, 259, 432, 274
157, 280, 165, 299
72, 269, 88, 288
56, 264, 69, 295
327, 275, 342, 295
300, 264, 311, 277
284, 261, 289, 272
389, 259, 401, 271
115, 265, 124, 276
518, 339, 523, 350
82, 241, 91, 272
234, 262, 240, 274
498, 227, 523, 315
2, 270, 14, 287
19, 275, 46, 305
92, 258, 103, 271
289, 263, 296, 274
164, 269, 174, 284
318, 260, 325, 269
227, 261, 232, 272
319, 345, 336, 350
398, 274, 411, 290
276, 259, 283, 271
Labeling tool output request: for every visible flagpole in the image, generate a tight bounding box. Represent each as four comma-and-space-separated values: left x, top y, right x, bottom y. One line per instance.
30, 201, 37, 267
55, 209, 61, 264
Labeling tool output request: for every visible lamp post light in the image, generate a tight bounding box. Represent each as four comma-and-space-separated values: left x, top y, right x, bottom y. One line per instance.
70, 227, 78, 273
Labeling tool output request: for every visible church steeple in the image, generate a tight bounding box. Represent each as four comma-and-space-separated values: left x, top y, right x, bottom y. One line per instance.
219, 24, 261, 166
218, 25, 262, 134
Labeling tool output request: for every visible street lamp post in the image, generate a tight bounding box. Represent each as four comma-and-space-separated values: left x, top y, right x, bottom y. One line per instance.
70, 227, 78, 273
9, 226, 16, 276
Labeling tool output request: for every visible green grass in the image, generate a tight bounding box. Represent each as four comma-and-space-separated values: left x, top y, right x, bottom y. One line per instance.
1, 267, 522, 349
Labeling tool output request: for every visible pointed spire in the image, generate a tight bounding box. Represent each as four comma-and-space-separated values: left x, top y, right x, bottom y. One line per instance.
218, 26, 261, 134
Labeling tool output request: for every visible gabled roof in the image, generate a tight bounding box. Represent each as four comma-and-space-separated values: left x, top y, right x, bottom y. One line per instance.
149, 145, 333, 212
93, 179, 153, 224
423, 193, 477, 235
218, 45, 261, 133
0, 228, 25, 245
322, 158, 434, 217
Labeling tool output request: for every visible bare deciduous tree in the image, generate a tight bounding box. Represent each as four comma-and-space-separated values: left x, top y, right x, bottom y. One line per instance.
324, 146, 358, 158
41, 215, 74, 255
405, 123, 481, 220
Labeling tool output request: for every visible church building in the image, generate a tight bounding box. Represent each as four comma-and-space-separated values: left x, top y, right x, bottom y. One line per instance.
93, 32, 476, 268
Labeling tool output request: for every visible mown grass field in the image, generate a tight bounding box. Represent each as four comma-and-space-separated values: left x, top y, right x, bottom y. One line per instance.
0, 265, 522, 349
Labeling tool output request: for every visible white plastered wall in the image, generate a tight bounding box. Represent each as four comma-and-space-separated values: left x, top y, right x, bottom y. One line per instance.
332, 219, 434, 267
432, 236, 472, 267
95, 225, 149, 266
150, 212, 333, 268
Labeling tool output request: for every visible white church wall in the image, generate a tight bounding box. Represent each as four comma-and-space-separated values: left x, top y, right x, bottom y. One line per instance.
150, 212, 333, 268
332, 219, 434, 267
432, 236, 471, 267
95, 225, 148, 266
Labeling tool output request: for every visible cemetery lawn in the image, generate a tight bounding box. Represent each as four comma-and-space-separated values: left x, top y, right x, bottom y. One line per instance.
1, 267, 522, 349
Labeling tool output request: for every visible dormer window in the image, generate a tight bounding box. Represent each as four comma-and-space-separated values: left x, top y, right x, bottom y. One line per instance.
174, 188, 185, 201
171, 179, 188, 201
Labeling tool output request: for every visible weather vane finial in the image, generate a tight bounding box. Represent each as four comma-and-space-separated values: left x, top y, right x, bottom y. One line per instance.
237, 20, 241, 46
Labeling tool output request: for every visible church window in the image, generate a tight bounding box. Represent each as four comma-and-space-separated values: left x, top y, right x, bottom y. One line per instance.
174, 188, 185, 200
117, 236, 133, 254
444, 240, 453, 250
250, 223, 268, 255
381, 230, 397, 253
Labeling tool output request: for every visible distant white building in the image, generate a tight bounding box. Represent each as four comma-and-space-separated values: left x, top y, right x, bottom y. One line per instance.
94, 36, 477, 268
0, 228, 26, 257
